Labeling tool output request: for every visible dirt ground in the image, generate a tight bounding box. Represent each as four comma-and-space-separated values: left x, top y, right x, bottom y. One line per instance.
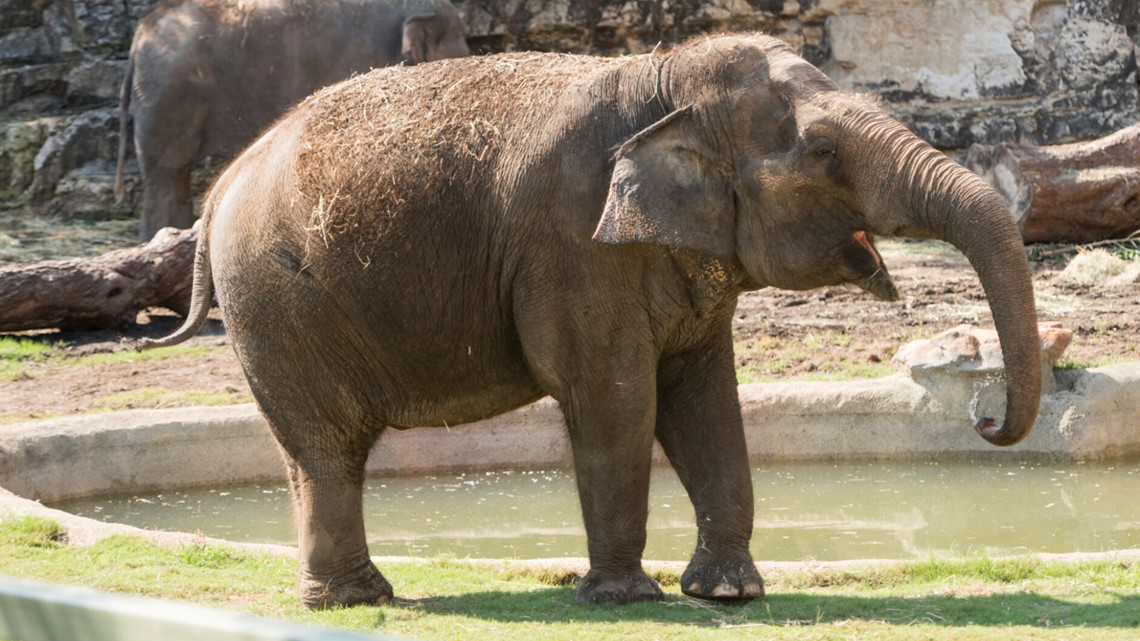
1, 215, 1138, 422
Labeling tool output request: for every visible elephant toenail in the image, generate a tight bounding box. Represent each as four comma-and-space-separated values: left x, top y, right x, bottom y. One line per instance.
688, 582, 703, 594
710, 584, 739, 598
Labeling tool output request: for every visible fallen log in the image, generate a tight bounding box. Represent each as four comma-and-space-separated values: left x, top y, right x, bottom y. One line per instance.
964, 123, 1140, 244
0, 225, 197, 332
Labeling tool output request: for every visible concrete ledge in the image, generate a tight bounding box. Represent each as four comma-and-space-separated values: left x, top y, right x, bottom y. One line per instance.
741, 363, 1140, 460
2, 364, 1139, 504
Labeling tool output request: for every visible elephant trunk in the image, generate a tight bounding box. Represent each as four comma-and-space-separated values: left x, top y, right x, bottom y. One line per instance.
858, 118, 1041, 446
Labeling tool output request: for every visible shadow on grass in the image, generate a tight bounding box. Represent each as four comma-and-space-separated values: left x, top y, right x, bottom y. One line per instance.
401, 588, 1140, 629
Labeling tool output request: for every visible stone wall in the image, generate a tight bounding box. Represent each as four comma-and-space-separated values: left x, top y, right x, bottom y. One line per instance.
1, 0, 1137, 222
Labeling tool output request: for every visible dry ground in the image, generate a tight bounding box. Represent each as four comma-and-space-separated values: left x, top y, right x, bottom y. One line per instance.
1, 215, 1137, 422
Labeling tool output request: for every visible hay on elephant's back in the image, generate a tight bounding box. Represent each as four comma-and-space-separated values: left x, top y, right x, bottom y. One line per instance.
293, 53, 621, 238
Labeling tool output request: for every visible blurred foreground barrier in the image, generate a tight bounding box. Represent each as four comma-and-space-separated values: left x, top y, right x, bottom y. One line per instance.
0, 576, 396, 641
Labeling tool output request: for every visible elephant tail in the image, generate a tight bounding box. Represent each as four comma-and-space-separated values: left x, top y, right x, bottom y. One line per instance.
135, 219, 214, 351
113, 57, 133, 204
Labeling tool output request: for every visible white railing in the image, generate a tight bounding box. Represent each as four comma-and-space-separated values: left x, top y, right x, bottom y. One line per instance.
0, 576, 400, 641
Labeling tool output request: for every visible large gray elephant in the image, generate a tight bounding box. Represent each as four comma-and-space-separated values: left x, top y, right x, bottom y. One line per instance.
114, 0, 469, 241
143, 35, 1041, 608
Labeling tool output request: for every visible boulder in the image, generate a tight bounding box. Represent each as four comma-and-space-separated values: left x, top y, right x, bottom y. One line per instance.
29, 107, 132, 219
890, 323, 1071, 433
892, 323, 1073, 400
893, 323, 1072, 372
0, 115, 58, 197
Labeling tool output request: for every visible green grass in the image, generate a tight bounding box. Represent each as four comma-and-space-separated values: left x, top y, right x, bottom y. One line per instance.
92, 387, 253, 411
738, 360, 895, 384
1027, 235, 1140, 265
0, 515, 66, 548
0, 336, 54, 381
735, 330, 895, 384
1056, 357, 1133, 371
3, 516, 1139, 640
0, 337, 54, 360
0, 338, 225, 382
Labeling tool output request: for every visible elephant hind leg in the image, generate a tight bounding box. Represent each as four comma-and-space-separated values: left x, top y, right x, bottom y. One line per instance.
284, 452, 392, 609
270, 413, 390, 609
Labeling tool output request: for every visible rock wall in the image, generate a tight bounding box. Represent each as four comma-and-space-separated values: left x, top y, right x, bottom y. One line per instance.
1, 0, 1137, 223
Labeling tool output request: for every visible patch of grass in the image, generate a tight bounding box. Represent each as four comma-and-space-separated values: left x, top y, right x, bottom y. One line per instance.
736, 365, 762, 385
0, 215, 138, 263
1056, 357, 1131, 371
0, 515, 66, 548
178, 543, 246, 569
0, 410, 60, 425
0, 531, 297, 607
3, 526, 1138, 639
1029, 235, 1140, 265
0, 336, 54, 360
0, 339, 226, 383
0, 336, 54, 381
92, 387, 253, 411
790, 360, 894, 382
64, 344, 221, 369
735, 329, 895, 384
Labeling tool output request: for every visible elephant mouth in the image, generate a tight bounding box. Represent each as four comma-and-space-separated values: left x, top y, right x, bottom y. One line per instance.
856, 265, 900, 301
849, 231, 900, 301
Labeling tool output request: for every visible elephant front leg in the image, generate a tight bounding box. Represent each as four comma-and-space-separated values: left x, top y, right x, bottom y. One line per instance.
562, 377, 664, 605
282, 449, 392, 609
656, 330, 764, 601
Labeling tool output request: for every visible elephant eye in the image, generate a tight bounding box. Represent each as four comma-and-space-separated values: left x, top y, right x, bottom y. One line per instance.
805, 138, 837, 160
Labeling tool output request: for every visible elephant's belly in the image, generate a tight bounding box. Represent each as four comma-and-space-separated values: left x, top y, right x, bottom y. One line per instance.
365, 331, 546, 429
383, 379, 546, 430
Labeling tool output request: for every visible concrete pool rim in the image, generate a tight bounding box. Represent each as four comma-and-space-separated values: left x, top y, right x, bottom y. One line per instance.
2, 364, 1140, 567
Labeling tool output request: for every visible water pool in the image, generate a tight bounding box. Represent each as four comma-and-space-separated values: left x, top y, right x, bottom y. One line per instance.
52, 460, 1140, 561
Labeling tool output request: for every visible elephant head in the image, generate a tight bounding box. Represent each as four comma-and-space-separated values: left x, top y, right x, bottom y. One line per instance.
401, 9, 470, 64
595, 37, 1039, 446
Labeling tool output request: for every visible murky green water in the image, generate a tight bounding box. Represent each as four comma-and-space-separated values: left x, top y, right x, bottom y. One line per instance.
52, 460, 1140, 561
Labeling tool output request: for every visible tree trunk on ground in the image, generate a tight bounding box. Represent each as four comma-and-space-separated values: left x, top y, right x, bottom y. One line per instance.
0, 225, 196, 332
964, 123, 1140, 244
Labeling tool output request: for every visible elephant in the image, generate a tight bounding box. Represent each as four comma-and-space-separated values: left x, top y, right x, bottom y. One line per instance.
113, 0, 470, 241
141, 34, 1041, 608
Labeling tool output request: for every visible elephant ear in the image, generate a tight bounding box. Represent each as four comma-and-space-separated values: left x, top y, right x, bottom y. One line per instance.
401, 13, 435, 64
594, 107, 735, 261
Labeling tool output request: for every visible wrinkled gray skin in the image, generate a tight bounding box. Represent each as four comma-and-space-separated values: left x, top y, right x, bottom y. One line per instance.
143, 35, 1040, 608
115, 0, 469, 241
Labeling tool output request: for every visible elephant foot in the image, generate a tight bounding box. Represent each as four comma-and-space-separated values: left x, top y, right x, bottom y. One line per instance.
681, 551, 764, 601
576, 568, 664, 605
299, 559, 393, 609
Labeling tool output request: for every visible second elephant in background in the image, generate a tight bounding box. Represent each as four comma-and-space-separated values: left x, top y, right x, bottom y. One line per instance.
116, 0, 470, 240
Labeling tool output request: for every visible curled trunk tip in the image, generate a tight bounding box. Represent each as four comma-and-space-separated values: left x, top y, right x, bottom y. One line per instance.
974, 416, 1028, 447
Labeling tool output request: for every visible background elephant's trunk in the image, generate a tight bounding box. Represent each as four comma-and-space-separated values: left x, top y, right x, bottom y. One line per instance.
856, 116, 1041, 446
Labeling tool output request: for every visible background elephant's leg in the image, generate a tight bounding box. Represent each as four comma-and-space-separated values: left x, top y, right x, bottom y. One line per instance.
138, 164, 195, 241
655, 326, 764, 601
133, 103, 204, 241
561, 372, 663, 605
272, 419, 390, 609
